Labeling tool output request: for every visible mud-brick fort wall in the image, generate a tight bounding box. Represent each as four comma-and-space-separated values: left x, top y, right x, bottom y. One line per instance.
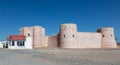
47, 34, 60, 48
19, 23, 117, 49
59, 24, 101, 48
59, 23, 117, 48
47, 35, 58, 48
76, 32, 101, 48
60, 24, 77, 48
97, 28, 117, 48
20, 26, 47, 48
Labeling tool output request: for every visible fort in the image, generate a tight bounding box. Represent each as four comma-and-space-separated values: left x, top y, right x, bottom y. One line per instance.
20, 23, 117, 48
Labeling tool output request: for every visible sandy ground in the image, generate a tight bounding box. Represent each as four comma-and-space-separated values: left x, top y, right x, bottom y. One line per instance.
0, 48, 120, 65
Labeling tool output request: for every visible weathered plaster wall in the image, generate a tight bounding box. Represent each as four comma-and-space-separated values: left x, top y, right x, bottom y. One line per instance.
76, 32, 101, 48
19, 23, 117, 49
20, 27, 33, 37
60, 24, 77, 48
48, 35, 58, 48
97, 28, 117, 48
20, 26, 46, 48
43, 36, 48, 48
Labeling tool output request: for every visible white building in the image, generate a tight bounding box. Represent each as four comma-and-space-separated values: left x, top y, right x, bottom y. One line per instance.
7, 35, 32, 49
0, 41, 7, 48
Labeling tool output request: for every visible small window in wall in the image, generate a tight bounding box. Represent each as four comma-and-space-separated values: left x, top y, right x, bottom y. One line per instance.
23, 41, 25, 46
103, 35, 105, 37
73, 34, 75, 37
28, 33, 30, 36
111, 35, 112, 37
17, 41, 20, 46
64, 35, 65, 38
20, 42, 23, 46
20, 42, 22, 46
12, 41, 14, 46
17, 41, 25, 46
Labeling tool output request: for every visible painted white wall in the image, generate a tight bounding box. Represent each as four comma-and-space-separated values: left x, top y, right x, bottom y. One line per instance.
25, 36, 33, 49
0, 42, 3, 48
0, 41, 7, 48
8, 41, 19, 49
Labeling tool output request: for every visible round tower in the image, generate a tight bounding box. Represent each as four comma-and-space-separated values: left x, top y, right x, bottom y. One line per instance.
20, 27, 33, 37
60, 23, 77, 48
97, 27, 117, 48
33, 26, 42, 48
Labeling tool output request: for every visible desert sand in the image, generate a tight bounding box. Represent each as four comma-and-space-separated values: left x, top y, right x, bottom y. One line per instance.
0, 48, 120, 65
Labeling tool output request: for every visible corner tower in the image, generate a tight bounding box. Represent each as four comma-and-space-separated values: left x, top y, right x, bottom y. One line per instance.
60, 23, 77, 48
20, 26, 46, 48
20, 27, 33, 37
33, 26, 45, 48
97, 27, 117, 48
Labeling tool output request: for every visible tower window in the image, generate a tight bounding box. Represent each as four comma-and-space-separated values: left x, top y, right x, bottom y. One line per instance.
103, 35, 104, 37
28, 33, 30, 36
64, 35, 65, 38
111, 35, 112, 36
73, 34, 75, 37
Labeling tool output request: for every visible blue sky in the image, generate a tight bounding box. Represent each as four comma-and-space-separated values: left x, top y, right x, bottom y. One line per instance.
0, 0, 120, 42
